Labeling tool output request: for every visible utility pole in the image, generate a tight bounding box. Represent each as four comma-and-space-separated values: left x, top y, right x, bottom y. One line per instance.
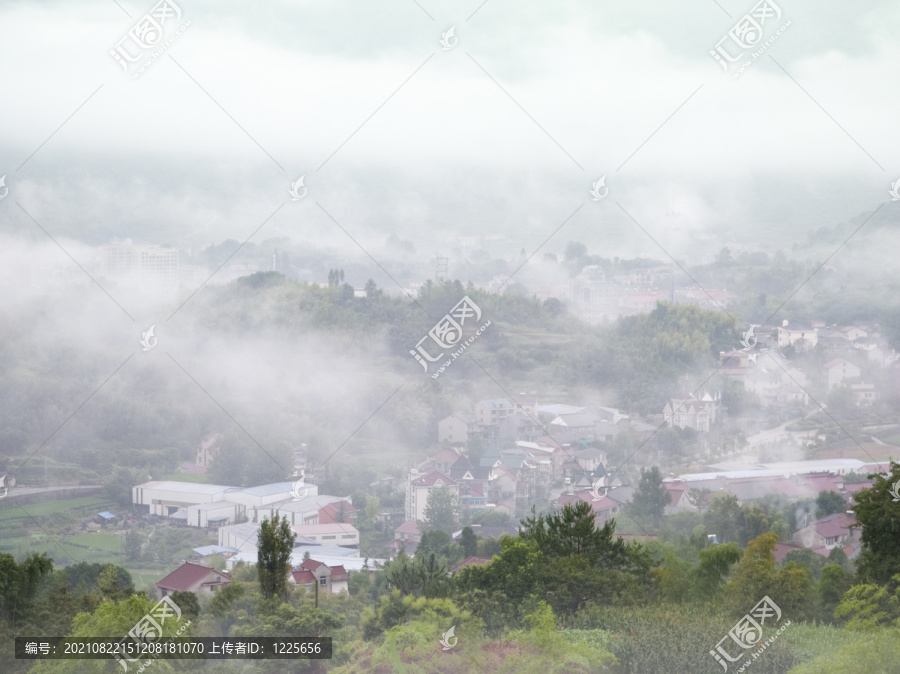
314, 575, 319, 608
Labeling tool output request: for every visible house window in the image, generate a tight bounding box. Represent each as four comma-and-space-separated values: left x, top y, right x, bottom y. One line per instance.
320, 577, 327, 585
342, 535, 355, 539
322, 535, 336, 540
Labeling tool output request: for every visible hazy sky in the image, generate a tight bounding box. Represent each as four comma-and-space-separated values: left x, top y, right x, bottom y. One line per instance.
1, 0, 898, 269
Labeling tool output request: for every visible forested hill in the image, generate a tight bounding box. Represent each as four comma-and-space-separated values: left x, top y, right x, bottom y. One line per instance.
188, 273, 739, 412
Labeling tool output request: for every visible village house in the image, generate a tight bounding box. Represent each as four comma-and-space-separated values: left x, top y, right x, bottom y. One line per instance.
419, 447, 463, 474
824, 358, 861, 391
393, 520, 422, 554
777, 320, 818, 351
437, 414, 476, 446
155, 562, 231, 599
474, 399, 518, 428
792, 512, 859, 550
557, 490, 621, 526
663, 392, 719, 432
405, 469, 458, 522
195, 432, 223, 468
289, 558, 349, 595
662, 481, 696, 515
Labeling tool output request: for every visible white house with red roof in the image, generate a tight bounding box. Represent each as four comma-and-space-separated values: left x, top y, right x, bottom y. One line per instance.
663, 481, 694, 515
289, 558, 349, 594
438, 414, 476, 445
792, 512, 859, 550
394, 520, 422, 550
824, 358, 861, 390
318, 501, 358, 525
663, 392, 719, 432
557, 490, 621, 526
155, 562, 231, 599
195, 432, 223, 468
405, 469, 458, 522
777, 320, 818, 351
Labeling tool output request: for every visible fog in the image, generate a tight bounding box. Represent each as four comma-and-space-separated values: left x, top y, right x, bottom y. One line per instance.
2, 1, 900, 670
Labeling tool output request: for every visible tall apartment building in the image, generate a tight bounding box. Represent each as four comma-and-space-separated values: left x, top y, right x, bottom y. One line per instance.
102, 240, 179, 286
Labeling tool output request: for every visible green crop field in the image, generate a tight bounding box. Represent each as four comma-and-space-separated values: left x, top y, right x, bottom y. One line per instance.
0, 496, 112, 522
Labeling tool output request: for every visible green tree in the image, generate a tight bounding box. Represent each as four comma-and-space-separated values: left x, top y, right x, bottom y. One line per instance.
30, 594, 192, 674
0, 553, 53, 627
782, 547, 826, 580
817, 564, 852, 624
97, 564, 133, 602
704, 493, 743, 544
834, 574, 900, 630
257, 514, 296, 601
423, 486, 458, 534
693, 541, 741, 600
519, 502, 630, 568
726, 532, 780, 616
853, 462, 900, 584
504, 601, 617, 673
239, 600, 343, 638
826, 545, 853, 573
417, 529, 463, 566
209, 581, 245, 619
168, 591, 200, 621
460, 525, 478, 558
124, 528, 142, 562
629, 466, 671, 527
686, 487, 711, 515
816, 490, 846, 518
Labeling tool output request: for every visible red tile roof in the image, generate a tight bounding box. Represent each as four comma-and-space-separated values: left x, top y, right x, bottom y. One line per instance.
431, 447, 463, 464
156, 562, 230, 592
814, 513, 856, 539
395, 520, 422, 536
773, 542, 804, 564
330, 565, 349, 581
559, 491, 618, 512
410, 470, 457, 487
299, 558, 325, 571
291, 570, 316, 585
318, 501, 358, 524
